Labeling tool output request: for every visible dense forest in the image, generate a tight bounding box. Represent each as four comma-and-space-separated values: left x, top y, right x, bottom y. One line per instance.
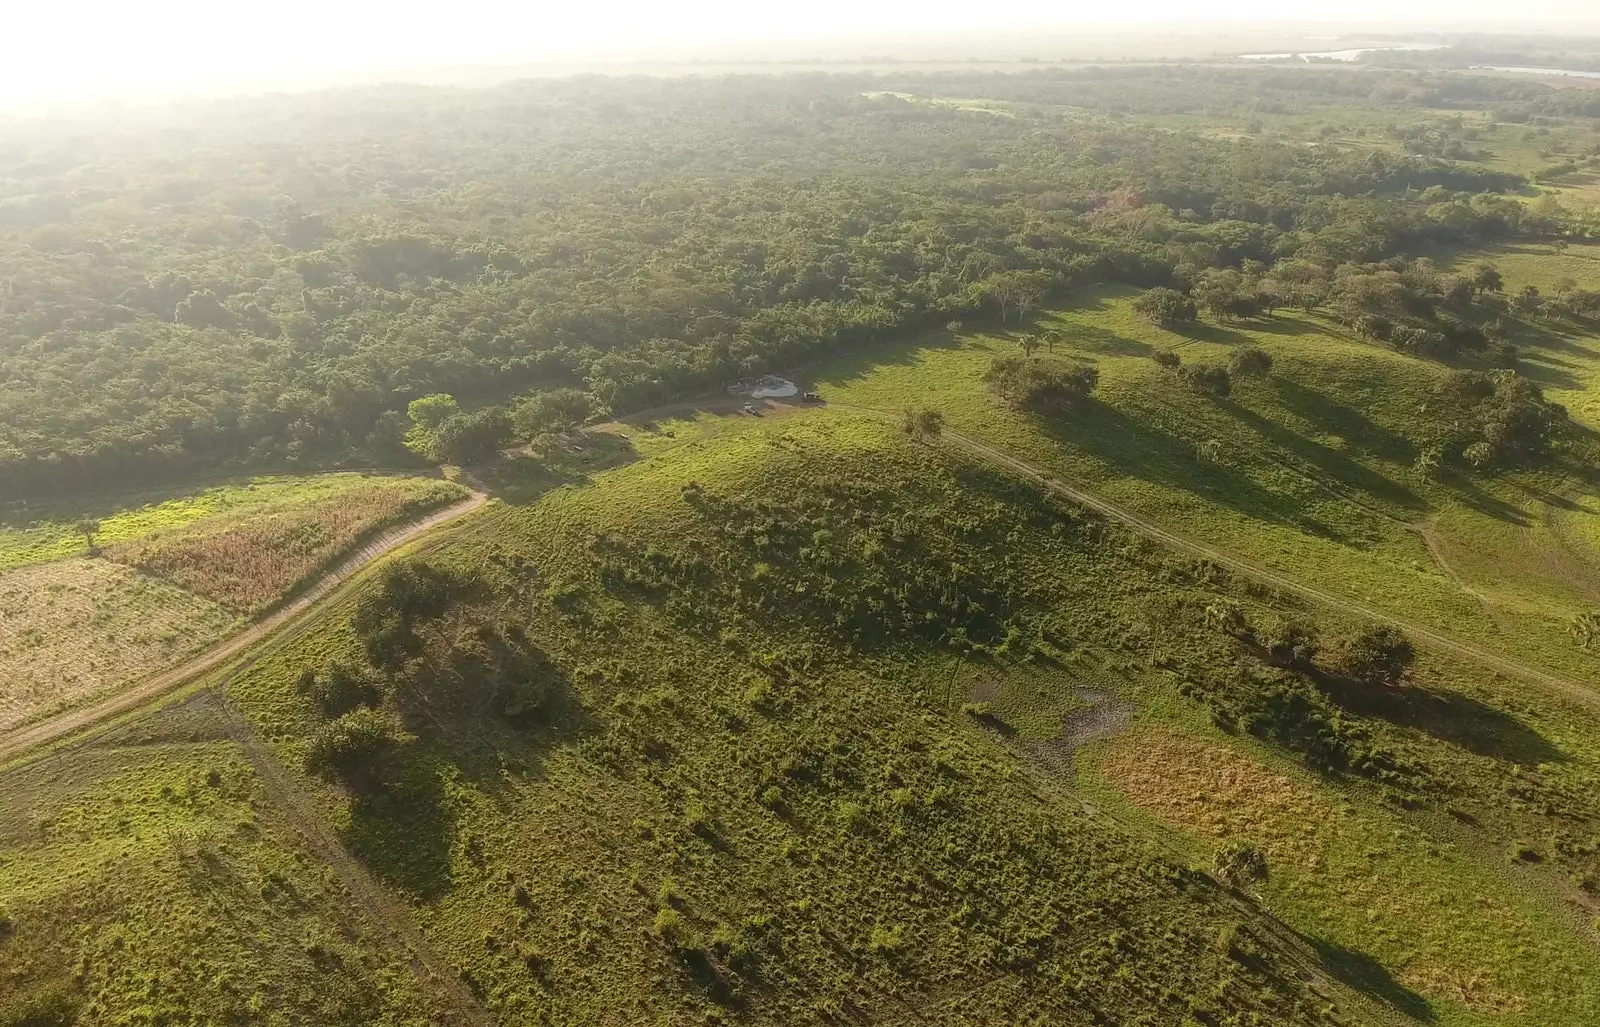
2, 65, 1597, 495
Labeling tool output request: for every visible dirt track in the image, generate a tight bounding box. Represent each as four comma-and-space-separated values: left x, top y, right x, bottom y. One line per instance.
0, 491, 488, 764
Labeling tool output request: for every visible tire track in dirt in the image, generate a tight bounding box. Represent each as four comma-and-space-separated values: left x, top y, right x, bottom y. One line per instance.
0, 491, 488, 763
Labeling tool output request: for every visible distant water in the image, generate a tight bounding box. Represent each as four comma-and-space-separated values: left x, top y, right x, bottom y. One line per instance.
1240, 44, 1447, 62
1475, 65, 1600, 80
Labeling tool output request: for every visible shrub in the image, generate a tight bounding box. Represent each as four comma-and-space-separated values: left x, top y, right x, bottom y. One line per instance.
1132, 286, 1197, 325
1180, 363, 1231, 398
1152, 350, 1182, 370
303, 707, 400, 781
1213, 840, 1268, 888
984, 356, 1099, 412
351, 561, 476, 672
1256, 617, 1320, 669
1333, 624, 1415, 687
1226, 346, 1272, 378
652, 908, 698, 952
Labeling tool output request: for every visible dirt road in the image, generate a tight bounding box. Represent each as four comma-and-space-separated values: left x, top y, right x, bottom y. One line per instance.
0, 491, 488, 763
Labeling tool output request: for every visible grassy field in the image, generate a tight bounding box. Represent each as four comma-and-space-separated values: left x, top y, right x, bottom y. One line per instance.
104, 476, 469, 613
812, 284, 1600, 682
172, 410, 1600, 1025
0, 696, 441, 1025
0, 473, 468, 732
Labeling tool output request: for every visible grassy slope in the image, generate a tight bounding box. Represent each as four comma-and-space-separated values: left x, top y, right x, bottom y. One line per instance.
195, 413, 1600, 1026
815, 285, 1600, 680
220, 418, 1366, 1027
0, 698, 437, 1026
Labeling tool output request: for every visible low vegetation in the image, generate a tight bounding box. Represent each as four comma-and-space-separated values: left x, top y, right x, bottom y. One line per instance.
104, 477, 467, 613
0, 559, 233, 731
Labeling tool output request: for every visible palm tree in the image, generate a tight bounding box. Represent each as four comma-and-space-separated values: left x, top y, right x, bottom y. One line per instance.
1019, 334, 1040, 359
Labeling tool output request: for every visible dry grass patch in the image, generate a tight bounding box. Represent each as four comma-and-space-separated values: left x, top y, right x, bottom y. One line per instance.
105, 478, 466, 614
1091, 725, 1599, 1020
0, 560, 233, 732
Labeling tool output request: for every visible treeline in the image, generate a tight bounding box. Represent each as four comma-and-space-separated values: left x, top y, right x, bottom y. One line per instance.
0, 68, 1590, 496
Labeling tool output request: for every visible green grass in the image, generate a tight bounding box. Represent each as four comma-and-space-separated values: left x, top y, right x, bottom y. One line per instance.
0, 472, 457, 573
0, 698, 436, 1025
196, 412, 1600, 1025
814, 286, 1600, 680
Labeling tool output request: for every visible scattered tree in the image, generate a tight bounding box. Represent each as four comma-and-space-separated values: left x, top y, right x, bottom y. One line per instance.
1132, 287, 1198, 326
1333, 624, 1415, 688
74, 518, 101, 556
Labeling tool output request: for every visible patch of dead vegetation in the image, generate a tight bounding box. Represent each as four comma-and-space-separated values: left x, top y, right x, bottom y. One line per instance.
0, 560, 234, 732
1095, 726, 1537, 1017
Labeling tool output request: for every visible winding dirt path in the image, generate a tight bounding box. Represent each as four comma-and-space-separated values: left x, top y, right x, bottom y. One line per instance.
0, 491, 488, 763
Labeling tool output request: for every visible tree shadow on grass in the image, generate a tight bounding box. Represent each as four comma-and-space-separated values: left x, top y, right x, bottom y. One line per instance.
342, 752, 457, 901
1315, 676, 1564, 768
1055, 323, 1154, 358
1268, 378, 1417, 465
480, 432, 641, 505
342, 655, 591, 901
1224, 397, 1424, 517
1171, 321, 1257, 346
1308, 937, 1436, 1023
1035, 400, 1354, 543
1249, 314, 1328, 337
1516, 355, 1586, 393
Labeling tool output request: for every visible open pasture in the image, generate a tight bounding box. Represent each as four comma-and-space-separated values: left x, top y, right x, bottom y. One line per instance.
814, 285, 1600, 680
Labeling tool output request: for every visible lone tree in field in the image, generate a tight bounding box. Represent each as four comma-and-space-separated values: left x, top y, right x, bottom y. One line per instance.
1132, 287, 1197, 327
902, 406, 945, 442
1019, 333, 1041, 358
75, 518, 101, 556
1334, 624, 1415, 687
1214, 840, 1268, 890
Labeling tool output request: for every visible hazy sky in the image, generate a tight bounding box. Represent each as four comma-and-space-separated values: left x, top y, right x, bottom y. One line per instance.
6, 1, 1600, 107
